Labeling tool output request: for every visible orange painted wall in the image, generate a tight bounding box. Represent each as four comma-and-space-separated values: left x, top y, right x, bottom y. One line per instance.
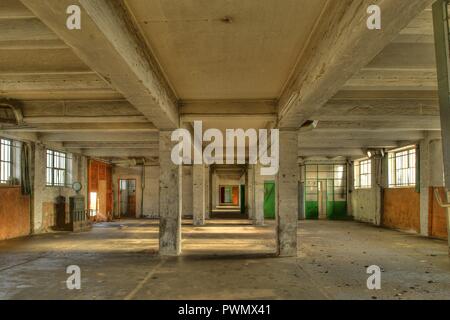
382, 188, 420, 233
429, 187, 448, 240
0, 187, 30, 240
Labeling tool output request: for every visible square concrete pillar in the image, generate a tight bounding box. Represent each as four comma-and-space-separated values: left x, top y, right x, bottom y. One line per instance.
193, 164, 205, 226
205, 166, 210, 219
159, 131, 182, 256
254, 164, 265, 226
276, 130, 299, 257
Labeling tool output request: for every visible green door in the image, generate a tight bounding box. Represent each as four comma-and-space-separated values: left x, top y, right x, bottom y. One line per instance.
264, 181, 276, 219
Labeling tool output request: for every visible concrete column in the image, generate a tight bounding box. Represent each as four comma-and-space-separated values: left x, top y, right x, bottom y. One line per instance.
254, 164, 264, 226
372, 157, 382, 226
205, 166, 210, 219
419, 134, 431, 236
158, 131, 182, 256
276, 130, 299, 257
247, 166, 255, 220
193, 165, 205, 226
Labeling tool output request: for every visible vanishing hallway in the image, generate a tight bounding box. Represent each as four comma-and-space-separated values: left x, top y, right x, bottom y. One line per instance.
0, 220, 449, 300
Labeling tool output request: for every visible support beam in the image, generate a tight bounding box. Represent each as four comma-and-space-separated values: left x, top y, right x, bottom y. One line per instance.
39, 132, 158, 142
82, 148, 158, 158
344, 68, 437, 91
312, 120, 440, 132
298, 140, 399, 149
158, 131, 182, 256
64, 142, 157, 149
298, 148, 365, 158
20, 0, 179, 129
278, 0, 433, 128
0, 18, 58, 42
2, 122, 157, 133
299, 130, 425, 141
180, 100, 277, 122
0, 72, 112, 92
23, 116, 148, 124
277, 130, 299, 257
313, 99, 439, 122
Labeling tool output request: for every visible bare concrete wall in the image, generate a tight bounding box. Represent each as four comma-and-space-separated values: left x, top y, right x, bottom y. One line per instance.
143, 165, 159, 218
33, 144, 86, 233
351, 189, 380, 225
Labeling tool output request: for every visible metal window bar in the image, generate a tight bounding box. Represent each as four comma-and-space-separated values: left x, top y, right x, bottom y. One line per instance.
46, 149, 69, 187
389, 148, 416, 187
0, 139, 12, 184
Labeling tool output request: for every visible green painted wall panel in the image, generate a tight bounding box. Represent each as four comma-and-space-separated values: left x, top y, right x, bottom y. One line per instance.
327, 201, 347, 220
305, 201, 319, 219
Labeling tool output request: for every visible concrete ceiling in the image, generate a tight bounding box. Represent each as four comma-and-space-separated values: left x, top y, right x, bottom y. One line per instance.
0, 0, 440, 162
125, 0, 328, 100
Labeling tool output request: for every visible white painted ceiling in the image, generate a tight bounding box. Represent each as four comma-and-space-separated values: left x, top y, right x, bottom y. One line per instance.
125, 0, 328, 100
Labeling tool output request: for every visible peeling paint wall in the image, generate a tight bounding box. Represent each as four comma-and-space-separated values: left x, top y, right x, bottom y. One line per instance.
0, 187, 30, 240
429, 187, 448, 239
351, 189, 381, 225
382, 188, 420, 233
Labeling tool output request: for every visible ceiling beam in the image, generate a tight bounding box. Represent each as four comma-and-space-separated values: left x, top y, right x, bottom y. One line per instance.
343, 68, 437, 91
180, 100, 277, 122
312, 99, 439, 121
298, 140, 399, 149
39, 132, 158, 142
278, 0, 433, 128
312, 120, 440, 131
20, 0, 179, 129
298, 148, 365, 157
0, 72, 113, 92
82, 148, 158, 158
3, 122, 157, 132
0, 1, 34, 19
0, 18, 58, 42
64, 142, 157, 149
23, 116, 148, 124
298, 130, 425, 141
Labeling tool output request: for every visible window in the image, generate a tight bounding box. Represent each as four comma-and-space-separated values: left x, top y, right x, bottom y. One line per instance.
1, 138, 21, 185
1, 139, 12, 184
354, 159, 372, 189
46, 149, 71, 187
389, 147, 416, 188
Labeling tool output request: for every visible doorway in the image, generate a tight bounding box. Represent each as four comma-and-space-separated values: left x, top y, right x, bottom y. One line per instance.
119, 179, 137, 218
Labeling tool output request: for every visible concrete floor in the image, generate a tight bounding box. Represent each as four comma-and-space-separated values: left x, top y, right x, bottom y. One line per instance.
0, 219, 449, 300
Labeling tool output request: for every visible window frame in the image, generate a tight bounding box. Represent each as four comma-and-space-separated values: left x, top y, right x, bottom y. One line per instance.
354, 158, 372, 189
388, 146, 417, 188
0, 138, 13, 185
46, 149, 71, 187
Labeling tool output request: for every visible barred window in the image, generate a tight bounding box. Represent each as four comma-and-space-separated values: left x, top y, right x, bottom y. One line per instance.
1, 138, 21, 185
354, 159, 372, 189
389, 147, 416, 188
46, 150, 71, 187
1, 139, 12, 184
